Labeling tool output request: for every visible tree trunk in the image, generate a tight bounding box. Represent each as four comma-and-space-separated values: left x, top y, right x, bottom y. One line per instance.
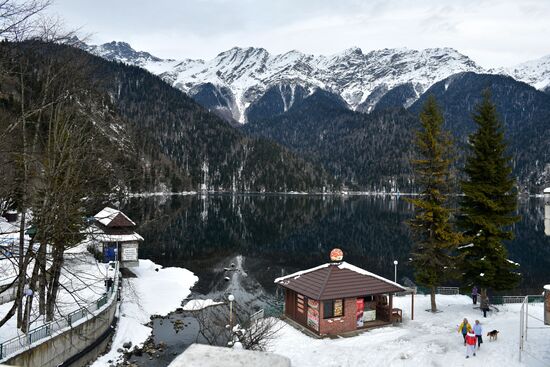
17, 63, 28, 329
46, 246, 63, 322
430, 286, 438, 312
21, 294, 33, 333
22, 250, 41, 332
16, 207, 26, 328
37, 243, 46, 315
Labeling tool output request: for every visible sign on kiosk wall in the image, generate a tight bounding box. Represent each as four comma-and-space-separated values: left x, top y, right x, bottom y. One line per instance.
307, 299, 320, 331
334, 299, 343, 317
121, 245, 138, 261
356, 298, 364, 327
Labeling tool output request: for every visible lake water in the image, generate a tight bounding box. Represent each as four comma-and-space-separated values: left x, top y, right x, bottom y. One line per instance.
119, 194, 550, 366
123, 194, 550, 307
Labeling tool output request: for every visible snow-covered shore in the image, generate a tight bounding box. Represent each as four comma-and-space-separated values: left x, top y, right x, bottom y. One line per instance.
271, 295, 550, 367
91, 259, 198, 367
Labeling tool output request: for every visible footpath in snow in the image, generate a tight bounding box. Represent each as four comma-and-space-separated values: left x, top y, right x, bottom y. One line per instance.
272, 294, 550, 367
91, 259, 198, 367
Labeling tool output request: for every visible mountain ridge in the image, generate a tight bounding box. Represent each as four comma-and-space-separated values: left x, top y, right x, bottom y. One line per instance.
77, 39, 495, 122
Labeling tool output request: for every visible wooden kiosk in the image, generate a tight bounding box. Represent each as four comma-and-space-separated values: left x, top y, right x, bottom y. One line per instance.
275, 249, 409, 336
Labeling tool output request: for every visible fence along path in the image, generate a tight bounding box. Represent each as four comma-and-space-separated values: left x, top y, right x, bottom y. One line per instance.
0, 262, 119, 361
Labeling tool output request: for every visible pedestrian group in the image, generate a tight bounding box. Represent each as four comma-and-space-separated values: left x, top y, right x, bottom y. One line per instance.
458, 286, 491, 359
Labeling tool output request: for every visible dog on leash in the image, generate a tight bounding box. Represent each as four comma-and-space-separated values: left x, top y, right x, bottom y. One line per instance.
487, 330, 499, 341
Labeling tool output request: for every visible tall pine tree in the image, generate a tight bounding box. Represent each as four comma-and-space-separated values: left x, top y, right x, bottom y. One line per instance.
407, 95, 463, 312
459, 91, 520, 298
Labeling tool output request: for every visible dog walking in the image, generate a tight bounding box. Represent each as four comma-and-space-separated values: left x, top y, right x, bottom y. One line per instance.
473, 320, 483, 350
465, 331, 477, 358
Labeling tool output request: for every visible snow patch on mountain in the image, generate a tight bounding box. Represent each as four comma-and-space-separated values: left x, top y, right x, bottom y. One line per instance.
79, 40, 490, 122
495, 54, 550, 91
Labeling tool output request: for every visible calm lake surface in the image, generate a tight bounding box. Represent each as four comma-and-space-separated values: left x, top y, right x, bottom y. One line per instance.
123, 194, 550, 310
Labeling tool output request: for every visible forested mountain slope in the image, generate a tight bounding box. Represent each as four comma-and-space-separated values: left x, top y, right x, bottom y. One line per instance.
244, 90, 419, 192
245, 73, 550, 192
410, 72, 550, 190
0, 42, 336, 194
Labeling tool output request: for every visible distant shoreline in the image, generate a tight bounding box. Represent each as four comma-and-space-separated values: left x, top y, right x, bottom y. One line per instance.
127, 191, 546, 198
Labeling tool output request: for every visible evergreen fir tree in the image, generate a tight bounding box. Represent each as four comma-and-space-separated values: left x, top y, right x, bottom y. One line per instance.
407, 95, 463, 312
459, 91, 520, 298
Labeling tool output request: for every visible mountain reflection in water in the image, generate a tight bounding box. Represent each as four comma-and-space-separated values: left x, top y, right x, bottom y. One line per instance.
122, 194, 550, 312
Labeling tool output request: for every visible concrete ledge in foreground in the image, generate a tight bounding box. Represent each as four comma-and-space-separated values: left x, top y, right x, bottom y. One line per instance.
168, 344, 291, 367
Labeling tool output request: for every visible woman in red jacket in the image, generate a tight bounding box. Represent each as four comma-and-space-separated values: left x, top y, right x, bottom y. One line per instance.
465, 331, 477, 358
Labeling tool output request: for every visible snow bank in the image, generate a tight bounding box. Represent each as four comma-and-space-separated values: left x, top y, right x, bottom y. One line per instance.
183, 299, 224, 311
0, 251, 108, 341
272, 294, 550, 367
91, 259, 198, 366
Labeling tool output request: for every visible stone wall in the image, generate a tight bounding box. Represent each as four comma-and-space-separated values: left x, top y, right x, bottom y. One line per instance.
5, 295, 117, 367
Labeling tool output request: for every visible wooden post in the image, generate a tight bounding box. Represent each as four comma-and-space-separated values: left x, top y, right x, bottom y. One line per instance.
411, 290, 415, 321
389, 293, 393, 322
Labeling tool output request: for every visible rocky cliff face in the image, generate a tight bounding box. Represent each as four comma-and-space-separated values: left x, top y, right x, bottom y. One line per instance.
79, 40, 486, 122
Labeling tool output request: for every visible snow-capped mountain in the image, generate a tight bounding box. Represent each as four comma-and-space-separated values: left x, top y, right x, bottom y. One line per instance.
78, 39, 167, 67
495, 55, 550, 93
80, 40, 485, 122
79, 39, 550, 123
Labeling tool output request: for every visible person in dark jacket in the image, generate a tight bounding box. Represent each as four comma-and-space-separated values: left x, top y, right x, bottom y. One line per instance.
471, 286, 478, 305
105, 277, 114, 292
480, 295, 490, 318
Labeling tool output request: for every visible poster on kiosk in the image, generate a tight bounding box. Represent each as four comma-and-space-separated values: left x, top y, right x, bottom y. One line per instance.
356, 298, 364, 327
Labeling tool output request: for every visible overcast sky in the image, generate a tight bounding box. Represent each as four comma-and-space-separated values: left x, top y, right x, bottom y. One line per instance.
51, 0, 550, 68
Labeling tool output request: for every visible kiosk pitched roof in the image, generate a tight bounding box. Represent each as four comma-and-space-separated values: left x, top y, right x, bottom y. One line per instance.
274, 261, 405, 300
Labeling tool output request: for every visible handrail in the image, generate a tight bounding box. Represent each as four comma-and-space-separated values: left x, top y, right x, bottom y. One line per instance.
493, 295, 544, 305
0, 261, 120, 361
436, 287, 460, 295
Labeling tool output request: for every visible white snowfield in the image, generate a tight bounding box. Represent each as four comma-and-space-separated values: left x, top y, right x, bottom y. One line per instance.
271, 295, 550, 367
496, 55, 550, 91
91, 259, 198, 367
183, 299, 224, 311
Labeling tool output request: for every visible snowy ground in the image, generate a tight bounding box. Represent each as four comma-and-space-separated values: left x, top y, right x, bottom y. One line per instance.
0, 249, 109, 341
91, 259, 198, 366
183, 299, 224, 311
271, 295, 550, 367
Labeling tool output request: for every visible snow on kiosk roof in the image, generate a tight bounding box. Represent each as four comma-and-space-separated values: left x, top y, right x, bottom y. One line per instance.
94, 207, 136, 227
274, 260, 406, 301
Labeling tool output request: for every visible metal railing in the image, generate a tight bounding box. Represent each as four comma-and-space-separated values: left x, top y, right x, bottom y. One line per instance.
493, 295, 544, 305
0, 262, 119, 361
0, 286, 17, 305
250, 309, 265, 322
519, 295, 550, 364
436, 287, 459, 295
414, 286, 459, 295
264, 301, 284, 318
